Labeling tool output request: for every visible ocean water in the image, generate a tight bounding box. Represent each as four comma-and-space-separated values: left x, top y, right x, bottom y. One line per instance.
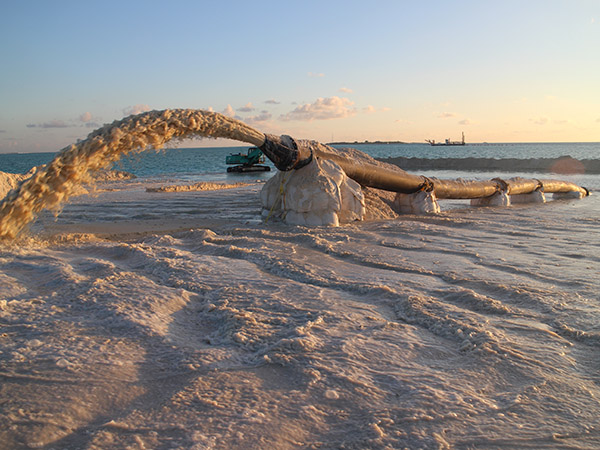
2, 141, 599, 181
342, 141, 600, 161
1, 141, 600, 449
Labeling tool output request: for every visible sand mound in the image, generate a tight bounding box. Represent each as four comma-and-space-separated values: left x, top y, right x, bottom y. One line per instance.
261, 157, 366, 226
362, 189, 399, 220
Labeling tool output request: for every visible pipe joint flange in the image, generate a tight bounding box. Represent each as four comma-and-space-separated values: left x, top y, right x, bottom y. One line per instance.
418, 176, 435, 192
292, 142, 314, 170
534, 179, 545, 192
492, 177, 509, 193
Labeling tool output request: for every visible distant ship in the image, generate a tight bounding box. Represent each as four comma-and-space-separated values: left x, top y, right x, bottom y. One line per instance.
426, 132, 465, 146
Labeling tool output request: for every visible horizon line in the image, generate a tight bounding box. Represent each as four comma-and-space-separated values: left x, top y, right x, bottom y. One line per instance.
2, 140, 600, 155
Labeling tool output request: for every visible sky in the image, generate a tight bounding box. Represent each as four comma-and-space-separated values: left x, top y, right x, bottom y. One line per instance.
1, 0, 599, 153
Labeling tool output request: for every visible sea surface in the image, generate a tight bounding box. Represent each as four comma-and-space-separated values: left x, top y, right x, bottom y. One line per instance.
2, 141, 599, 180
1, 142, 600, 449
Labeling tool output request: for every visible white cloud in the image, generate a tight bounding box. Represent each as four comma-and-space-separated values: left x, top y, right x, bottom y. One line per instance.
238, 102, 255, 113
122, 104, 151, 116
361, 106, 391, 114
245, 112, 272, 124
339, 87, 353, 93
222, 104, 236, 117
438, 112, 457, 119
79, 112, 93, 122
279, 97, 357, 121
363, 105, 376, 114
308, 72, 325, 78
265, 99, 280, 105
458, 119, 473, 125
78, 112, 102, 128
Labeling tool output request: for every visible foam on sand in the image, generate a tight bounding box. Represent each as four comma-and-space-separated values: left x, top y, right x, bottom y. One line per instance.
2, 198, 599, 448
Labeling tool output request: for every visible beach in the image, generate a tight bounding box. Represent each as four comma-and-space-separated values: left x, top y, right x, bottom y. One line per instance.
3, 0, 600, 445
1, 142, 600, 449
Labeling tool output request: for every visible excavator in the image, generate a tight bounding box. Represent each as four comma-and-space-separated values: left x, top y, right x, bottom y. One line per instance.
226, 147, 271, 172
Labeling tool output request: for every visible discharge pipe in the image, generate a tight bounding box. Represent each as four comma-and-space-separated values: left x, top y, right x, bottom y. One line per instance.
259, 133, 589, 198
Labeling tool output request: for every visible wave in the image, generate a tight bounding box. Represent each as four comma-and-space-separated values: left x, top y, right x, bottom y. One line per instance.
380, 155, 600, 174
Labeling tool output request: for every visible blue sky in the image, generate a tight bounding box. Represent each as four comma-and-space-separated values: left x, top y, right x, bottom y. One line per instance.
1, 0, 599, 153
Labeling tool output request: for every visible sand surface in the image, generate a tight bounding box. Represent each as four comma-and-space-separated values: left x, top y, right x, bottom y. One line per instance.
1, 176, 599, 449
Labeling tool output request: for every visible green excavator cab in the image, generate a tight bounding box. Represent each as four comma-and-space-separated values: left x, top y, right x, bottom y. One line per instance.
226, 147, 271, 172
